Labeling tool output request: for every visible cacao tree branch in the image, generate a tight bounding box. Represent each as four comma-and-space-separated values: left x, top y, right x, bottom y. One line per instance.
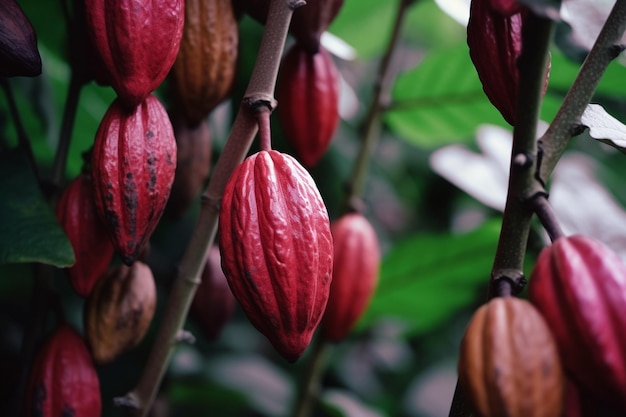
123, 1, 298, 415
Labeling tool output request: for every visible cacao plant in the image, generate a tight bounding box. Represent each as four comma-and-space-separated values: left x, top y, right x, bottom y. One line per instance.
322, 213, 380, 342
0, 0, 41, 77
24, 324, 101, 417
529, 235, 626, 411
92, 94, 177, 265
85, 261, 157, 364
84, 0, 185, 108
56, 172, 115, 298
458, 296, 564, 417
219, 150, 333, 362
276, 43, 340, 168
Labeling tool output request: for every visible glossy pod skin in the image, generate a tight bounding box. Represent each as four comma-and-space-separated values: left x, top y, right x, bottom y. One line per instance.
219, 150, 333, 362
0, 0, 42, 77
529, 235, 626, 412
458, 297, 564, 417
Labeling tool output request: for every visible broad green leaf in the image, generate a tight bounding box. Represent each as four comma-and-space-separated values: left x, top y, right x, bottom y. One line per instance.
357, 221, 501, 337
0, 149, 74, 266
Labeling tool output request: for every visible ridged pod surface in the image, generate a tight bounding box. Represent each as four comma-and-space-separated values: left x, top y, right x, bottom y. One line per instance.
92, 94, 177, 265
170, 0, 238, 124
458, 297, 564, 417
276, 43, 340, 168
529, 235, 626, 411
84, 0, 184, 108
219, 150, 333, 362
322, 213, 380, 342
24, 324, 101, 417
0, 0, 41, 77
56, 173, 115, 297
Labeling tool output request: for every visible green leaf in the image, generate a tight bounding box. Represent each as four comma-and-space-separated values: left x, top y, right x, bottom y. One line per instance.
357, 221, 501, 337
0, 148, 74, 267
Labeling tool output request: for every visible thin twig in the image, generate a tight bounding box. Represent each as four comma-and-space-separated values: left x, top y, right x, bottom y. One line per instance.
531, 193, 564, 242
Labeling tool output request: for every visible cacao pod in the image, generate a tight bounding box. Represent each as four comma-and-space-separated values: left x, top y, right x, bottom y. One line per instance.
190, 246, 236, 340
24, 324, 101, 417
0, 0, 41, 77
56, 173, 115, 298
170, 0, 238, 125
92, 94, 177, 265
322, 213, 380, 342
85, 261, 157, 364
219, 150, 333, 362
488, 0, 523, 15
529, 235, 626, 411
276, 43, 340, 168
458, 296, 564, 417
165, 110, 212, 220
84, 0, 184, 108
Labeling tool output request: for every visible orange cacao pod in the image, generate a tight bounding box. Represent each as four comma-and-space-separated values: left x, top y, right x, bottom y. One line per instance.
92, 94, 177, 265
24, 324, 101, 417
170, 0, 238, 125
276, 43, 340, 168
56, 173, 115, 297
458, 296, 564, 417
322, 213, 380, 342
219, 150, 333, 362
529, 235, 626, 411
0, 0, 41, 77
84, 0, 184, 108
85, 261, 157, 364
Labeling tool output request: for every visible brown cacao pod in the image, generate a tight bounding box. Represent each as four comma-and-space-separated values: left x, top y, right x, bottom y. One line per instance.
165, 111, 212, 219
84, 0, 184, 109
529, 235, 626, 411
169, 0, 238, 125
85, 261, 157, 364
56, 173, 115, 298
190, 246, 236, 340
276, 43, 340, 168
0, 0, 41, 77
218, 150, 333, 362
24, 324, 101, 417
322, 213, 380, 342
458, 296, 564, 417
92, 94, 177, 265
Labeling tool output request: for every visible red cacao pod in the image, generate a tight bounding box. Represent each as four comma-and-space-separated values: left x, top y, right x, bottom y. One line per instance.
488, 0, 523, 15
0, 0, 41, 77
84, 0, 184, 108
170, 0, 238, 125
529, 235, 626, 411
24, 324, 101, 417
218, 150, 333, 362
458, 296, 564, 417
56, 173, 115, 298
322, 213, 380, 342
276, 43, 340, 168
92, 94, 177, 265
190, 246, 236, 340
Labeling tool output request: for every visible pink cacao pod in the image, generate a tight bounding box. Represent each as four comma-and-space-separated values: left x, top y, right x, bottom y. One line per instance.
92, 94, 177, 265
84, 0, 184, 109
24, 324, 101, 417
322, 213, 380, 342
529, 235, 626, 411
218, 150, 333, 362
56, 173, 115, 297
276, 43, 340, 168
0, 0, 41, 77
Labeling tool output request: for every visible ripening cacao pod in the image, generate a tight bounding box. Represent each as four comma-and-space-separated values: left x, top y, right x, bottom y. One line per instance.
0, 0, 41, 77
169, 0, 238, 125
84, 0, 184, 108
85, 261, 157, 364
458, 296, 564, 417
276, 43, 340, 168
322, 213, 380, 342
219, 150, 333, 362
24, 324, 101, 417
92, 94, 177, 265
488, 0, 523, 15
190, 246, 236, 340
56, 173, 115, 298
529, 235, 626, 411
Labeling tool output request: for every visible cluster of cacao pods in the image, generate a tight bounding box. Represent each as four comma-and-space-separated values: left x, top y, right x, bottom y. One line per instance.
0, 0, 41, 77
